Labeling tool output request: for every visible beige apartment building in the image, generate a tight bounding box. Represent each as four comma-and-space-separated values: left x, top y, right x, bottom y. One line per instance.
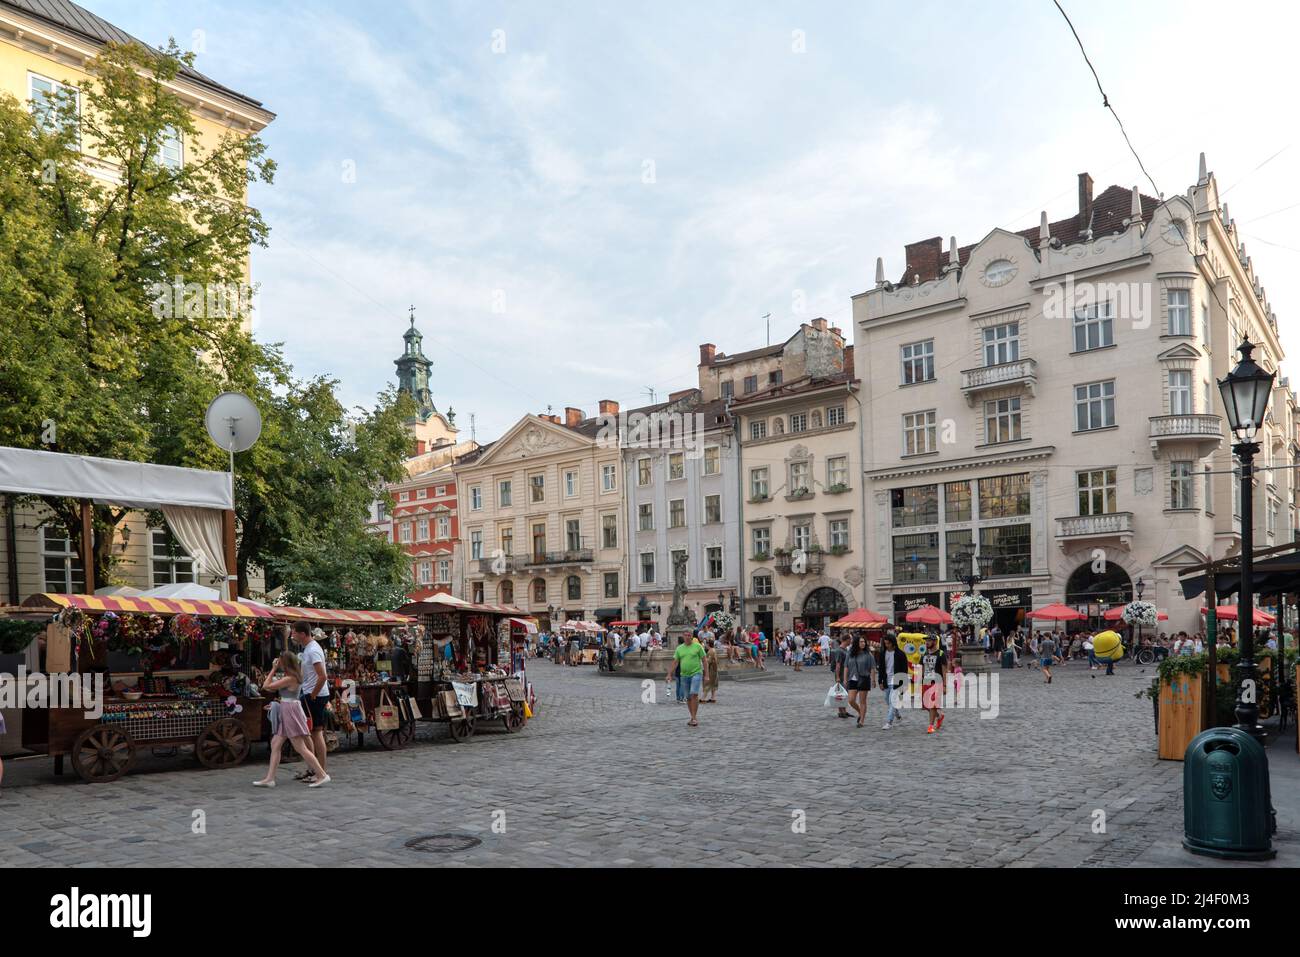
726, 325, 865, 636
455, 406, 626, 627
852, 158, 1299, 634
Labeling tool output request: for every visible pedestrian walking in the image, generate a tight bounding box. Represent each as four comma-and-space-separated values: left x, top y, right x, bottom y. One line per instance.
292, 623, 331, 784
254, 652, 330, 788
877, 634, 908, 730
842, 634, 876, 728
793, 631, 805, 672
1039, 632, 1056, 683
920, 633, 947, 734
702, 639, 720, 703
828, 635, 851, 719
668, 632, 707, 727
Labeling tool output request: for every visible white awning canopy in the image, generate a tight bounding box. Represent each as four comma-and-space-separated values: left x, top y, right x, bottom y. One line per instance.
0, 446, 232, 510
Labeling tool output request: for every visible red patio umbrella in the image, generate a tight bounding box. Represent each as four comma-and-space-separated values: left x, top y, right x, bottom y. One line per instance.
1025, 603, 1086, 622
904, 604, 952, 626
1103, 605, 1168, 622
829, 607, 889, 628
1201, 605, 1274, 625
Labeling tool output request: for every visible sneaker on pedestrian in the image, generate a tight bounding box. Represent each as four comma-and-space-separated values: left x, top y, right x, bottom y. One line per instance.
882, 722, 892, 730
927, 724, 935, 734
936, 713, 945, 731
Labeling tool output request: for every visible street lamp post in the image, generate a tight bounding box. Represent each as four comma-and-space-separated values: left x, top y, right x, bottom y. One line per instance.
954, 550, 991, 673
1218, 338, 1276, 743
1135, 576, 1145, 653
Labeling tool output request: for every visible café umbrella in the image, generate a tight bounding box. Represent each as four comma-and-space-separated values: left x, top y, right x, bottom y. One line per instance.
1200, 605, 1275, 625
1025, 603, 1086, 622
904, 604, 952, 626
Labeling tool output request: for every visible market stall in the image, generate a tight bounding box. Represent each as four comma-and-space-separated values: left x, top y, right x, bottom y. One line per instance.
561, 620, 605, 664
396, 595, 534, 743
15, 593, 275, 782
828, 608, 888, 649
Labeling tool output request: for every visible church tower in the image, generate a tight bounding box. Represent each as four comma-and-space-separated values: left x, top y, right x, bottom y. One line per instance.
395, 307, 436, 423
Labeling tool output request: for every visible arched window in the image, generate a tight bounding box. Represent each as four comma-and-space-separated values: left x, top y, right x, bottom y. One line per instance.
566, 575, 582, 601
500, 580, 514, 604
1064, 562, 1132, 608
532, 578, 547, 603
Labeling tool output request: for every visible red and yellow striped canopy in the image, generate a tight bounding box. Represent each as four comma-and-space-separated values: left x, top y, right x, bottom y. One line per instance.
27, 593, 274, 619
269, 606, 412, 625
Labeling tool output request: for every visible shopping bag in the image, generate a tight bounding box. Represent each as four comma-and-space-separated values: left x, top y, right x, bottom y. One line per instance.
374, 690, 401, 731
824, 683, 848, 707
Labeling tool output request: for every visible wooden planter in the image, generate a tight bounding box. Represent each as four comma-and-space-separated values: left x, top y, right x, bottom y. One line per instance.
1158, 672, 1206, 761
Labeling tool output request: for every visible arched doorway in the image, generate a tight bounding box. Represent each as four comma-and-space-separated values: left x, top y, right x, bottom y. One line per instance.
802, 587, 848, 634
1064, 562, 1132, 628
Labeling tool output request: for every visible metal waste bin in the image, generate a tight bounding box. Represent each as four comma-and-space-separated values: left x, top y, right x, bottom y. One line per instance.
1183, 726, 1275, 860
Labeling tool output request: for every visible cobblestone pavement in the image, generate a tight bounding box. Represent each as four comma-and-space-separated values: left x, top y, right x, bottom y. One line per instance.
0, 658, 1295, 867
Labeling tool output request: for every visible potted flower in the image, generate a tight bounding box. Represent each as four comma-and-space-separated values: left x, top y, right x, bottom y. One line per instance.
1120, 600, 1159, 628
950, 594, 993, 631
827, 483, 850, 494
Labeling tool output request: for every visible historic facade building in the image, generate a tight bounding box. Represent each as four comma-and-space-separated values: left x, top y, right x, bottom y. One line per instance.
622, 390, 738, 626
853, 159, 1299, 634
725, 322, 863, 635
455, 406, 626, 628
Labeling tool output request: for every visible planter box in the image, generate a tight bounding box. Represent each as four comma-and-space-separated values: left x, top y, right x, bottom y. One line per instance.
1158, 672, 1205, 761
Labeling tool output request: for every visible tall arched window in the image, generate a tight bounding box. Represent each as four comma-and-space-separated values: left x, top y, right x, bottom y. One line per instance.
566, 575, 582, 601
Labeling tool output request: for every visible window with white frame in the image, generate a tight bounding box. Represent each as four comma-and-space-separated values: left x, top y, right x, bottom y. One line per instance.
637, 458, 651, 486
416, 518, 430, 541
565, 469, 578, 497
29, 73, 78, 134
902, 410, 937, 455
751, 467, 769, 500
704, 494, 721, 523
750, 420, 767, 440
399, 491, 410, 502
470, 530, 483, 559
706, 546, 723, 580
983, 322, 1020, 366
703, 446, 720, 475
1168, 370, 1193, 415
789, 412, 808, 433
158, 127, 182, 169
1170, 461, 1194, 509
638, 503, 654, 531
470, 485, 482, 510
792, 523, 812, 552
435, 485, 446, 497
1074, 381, 1116, 431
667, 452, 685, 481
416, 488, 428, 500
1167, 288, 1191, 336
1073, 300, 1115, 351
437, 559, 451, 583
827, 455, 848, 489
1076, 468, 1117, 516
149, 528, 195, 586
752, 527, 771, 556
669, 499, 686, 528
640, 552, 656, 584
602, 464, 617, 491
789, 461, 810, 493
984, 396, 1022, 444
752, 572, 773, 597
829, 518, 850, 549
418, 560, 432, 584
602, 513, 617, 548
901, 339, 935, 384
566, 519, 582, 551
436, 515, 450, 539
827, 405, 846, 427
399, 522, 412, 544
498, 480, 512, 507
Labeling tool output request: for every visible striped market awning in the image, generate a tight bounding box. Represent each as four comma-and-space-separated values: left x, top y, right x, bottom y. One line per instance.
26, 593, 275, 619
269, 606, 413, 625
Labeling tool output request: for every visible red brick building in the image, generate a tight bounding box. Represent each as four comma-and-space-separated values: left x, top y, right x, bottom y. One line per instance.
388, 463, 459, 601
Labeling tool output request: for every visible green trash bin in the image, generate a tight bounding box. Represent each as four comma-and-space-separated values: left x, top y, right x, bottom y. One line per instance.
1183, 726, 1276, 860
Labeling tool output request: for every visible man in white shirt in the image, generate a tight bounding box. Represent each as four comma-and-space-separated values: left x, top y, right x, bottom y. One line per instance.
292, 622, 330, 783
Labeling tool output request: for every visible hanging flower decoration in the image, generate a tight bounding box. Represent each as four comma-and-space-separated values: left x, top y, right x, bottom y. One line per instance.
710, 611, 737, 633
92, 611, 120, 643
1121, 601, 1159, 628
171, 613, 204, 644
951, 594, 994, 629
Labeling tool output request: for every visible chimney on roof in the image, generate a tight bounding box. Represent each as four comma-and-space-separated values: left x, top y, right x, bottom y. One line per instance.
903, 237, 943, 285
564, 406, 584, 428
699, 343, 716, 366
598, 399, 619, 417
830, 325, 842, 339
668, 388, 698, 404
874, 257, 886, 288
541, 413, 560, 425
812, 317, 828, 332
943, 236, 959, 273
1077, 172, 1094, 235
843, 345, 854, 378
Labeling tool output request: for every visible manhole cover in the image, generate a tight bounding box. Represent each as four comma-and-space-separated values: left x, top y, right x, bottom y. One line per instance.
404, 834, 482, 854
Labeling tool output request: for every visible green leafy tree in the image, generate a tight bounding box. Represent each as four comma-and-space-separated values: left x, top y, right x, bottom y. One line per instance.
267, 531, 414, 612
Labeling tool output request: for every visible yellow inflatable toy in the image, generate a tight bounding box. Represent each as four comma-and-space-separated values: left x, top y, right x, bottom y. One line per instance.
1092, 629, 1124, 661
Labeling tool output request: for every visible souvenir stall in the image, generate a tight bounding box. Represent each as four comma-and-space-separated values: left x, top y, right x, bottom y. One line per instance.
15, 593, 274, 782
265, 606, 419, 751
396, 595, 533, 743
561, 620, 605, 664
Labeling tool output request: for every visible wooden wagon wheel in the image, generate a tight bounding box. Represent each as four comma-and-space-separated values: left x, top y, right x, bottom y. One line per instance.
196, 718, 250, 769
502, 706, 524, 733
71, 725, 136, 783
449, 716, 475, 743
375, 722, 408, 751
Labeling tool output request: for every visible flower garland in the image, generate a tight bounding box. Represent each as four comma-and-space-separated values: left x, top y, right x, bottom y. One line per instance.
1121, 600, 1159, 628
951, 593, 994, 629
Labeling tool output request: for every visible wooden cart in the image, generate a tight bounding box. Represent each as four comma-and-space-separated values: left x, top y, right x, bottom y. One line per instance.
423, 674, 526, 743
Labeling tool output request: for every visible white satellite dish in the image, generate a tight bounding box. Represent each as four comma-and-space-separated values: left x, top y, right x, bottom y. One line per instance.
205, 391, 262, 457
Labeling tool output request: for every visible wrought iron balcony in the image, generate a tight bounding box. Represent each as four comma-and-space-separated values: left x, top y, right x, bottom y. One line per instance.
775, 549, 825, 576
1148, 414, 1223, 457
960, 358, 1037, 405
477, 556, 515, 575
523, 549, 594, 567
1054, 512, 1134, 550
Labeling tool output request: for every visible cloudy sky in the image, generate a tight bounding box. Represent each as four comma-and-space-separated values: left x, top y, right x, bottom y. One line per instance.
98, 0, 1300, 441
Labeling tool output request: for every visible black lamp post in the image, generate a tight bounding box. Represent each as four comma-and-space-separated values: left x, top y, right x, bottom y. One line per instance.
1134, 576, 1145, 651
1218, 338, 1276, 742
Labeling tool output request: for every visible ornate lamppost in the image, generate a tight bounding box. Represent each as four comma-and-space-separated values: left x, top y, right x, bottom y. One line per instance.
1218, 338, 1275, 742
953, 550, 993, 673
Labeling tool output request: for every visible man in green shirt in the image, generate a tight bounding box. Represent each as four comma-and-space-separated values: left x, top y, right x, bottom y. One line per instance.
668, 633, 707, 726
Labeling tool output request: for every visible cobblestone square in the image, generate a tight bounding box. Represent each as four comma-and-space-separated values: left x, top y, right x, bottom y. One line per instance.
2, 658, 1296, 867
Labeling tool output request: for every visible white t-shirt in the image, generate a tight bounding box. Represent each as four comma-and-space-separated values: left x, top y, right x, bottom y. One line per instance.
819, 635, 831, 654
299, 639, 327, 697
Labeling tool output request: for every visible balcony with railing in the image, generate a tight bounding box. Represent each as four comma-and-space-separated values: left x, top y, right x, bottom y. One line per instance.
775, 548, 826, 576
1054, 512, 1134, 550
477, 556, 516, 576
523, 549, 594, 567
960, 358, 1037, 404
1148, 413, 1223, 457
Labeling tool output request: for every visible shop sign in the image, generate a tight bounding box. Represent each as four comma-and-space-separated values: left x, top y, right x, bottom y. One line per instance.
893, 593, 941, 613
983, 589, 1032, 609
